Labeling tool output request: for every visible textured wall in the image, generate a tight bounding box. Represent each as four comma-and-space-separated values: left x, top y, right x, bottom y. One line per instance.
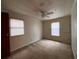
3, 10, 42, 52
42, 15, 71, 44
71, 0, 77, 59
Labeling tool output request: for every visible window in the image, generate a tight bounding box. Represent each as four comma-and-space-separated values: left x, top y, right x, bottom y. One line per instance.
10, 19, 24, 36
51, 22, 60, 36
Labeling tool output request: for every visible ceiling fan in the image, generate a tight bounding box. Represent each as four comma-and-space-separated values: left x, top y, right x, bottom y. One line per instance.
38, 1, 54, 17
33, 1, 54, 18
39, 9, 54, 17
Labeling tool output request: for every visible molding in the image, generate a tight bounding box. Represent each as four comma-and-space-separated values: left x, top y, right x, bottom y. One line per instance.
71, 0, 77, 13
10, 39, 40, 53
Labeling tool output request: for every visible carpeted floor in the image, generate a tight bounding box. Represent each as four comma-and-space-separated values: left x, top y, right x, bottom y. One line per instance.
6, 40, 74, 59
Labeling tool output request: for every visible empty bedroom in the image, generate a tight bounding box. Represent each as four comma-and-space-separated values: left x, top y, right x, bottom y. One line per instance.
1, 0, 77, 59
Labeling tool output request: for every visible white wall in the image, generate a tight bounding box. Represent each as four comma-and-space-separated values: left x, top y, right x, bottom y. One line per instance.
2, 9, 42, 52
9, 11, 42, 52
42, 15, 71, 44
71, 0, 77, 59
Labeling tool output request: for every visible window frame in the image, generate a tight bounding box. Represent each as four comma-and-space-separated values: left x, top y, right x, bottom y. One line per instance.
51, 22, 60, 36
10, 18, 24, 36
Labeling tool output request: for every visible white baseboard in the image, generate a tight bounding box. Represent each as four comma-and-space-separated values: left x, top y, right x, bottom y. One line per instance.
10, 39, 40, 52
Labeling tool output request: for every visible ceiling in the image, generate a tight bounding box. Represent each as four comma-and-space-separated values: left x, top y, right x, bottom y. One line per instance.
2, 0, 74, 20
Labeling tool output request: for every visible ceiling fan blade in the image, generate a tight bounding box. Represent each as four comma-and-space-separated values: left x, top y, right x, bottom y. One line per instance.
47, 12, 53, 15
46, 15, 50, 17
41, 14, 50, 18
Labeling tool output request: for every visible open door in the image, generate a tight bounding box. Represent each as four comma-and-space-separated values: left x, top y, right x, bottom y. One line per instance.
1, 12, 10, 59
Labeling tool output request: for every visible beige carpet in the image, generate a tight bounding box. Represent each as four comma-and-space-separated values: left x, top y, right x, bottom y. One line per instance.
6, 40, 74, 59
